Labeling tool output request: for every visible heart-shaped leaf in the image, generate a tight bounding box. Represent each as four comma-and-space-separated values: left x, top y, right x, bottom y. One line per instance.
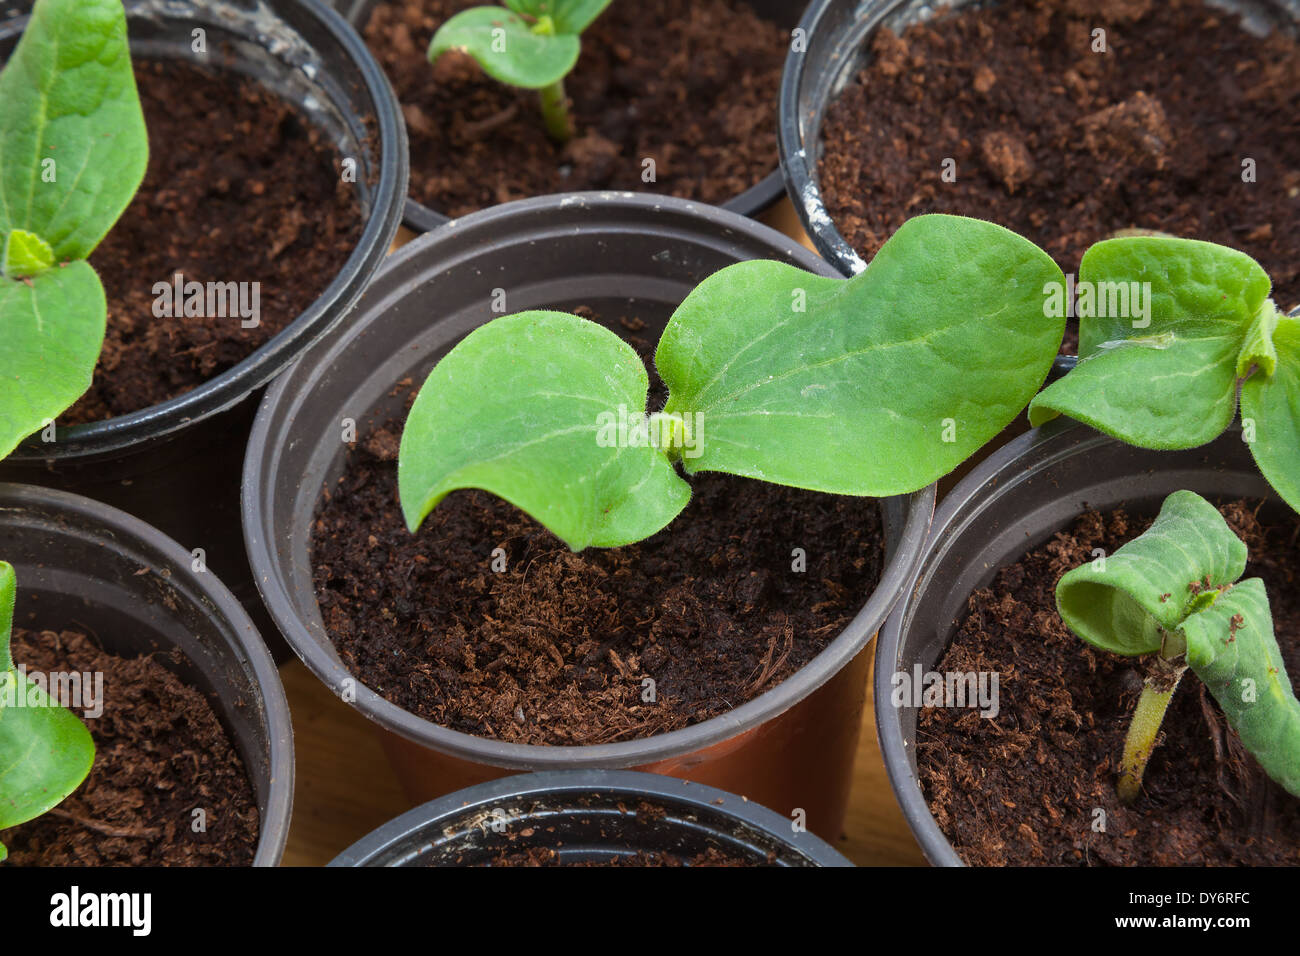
655, 214, 1066, 495
399, 311, 692, 550
0, 260, 106, 458
0, 0, 148, 262
428, 7, 580, 89
0, 562, 96, 844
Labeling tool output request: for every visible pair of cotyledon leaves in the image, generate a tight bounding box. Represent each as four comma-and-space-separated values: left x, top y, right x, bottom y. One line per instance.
428, 0, 611, 88
0, 0, 148, 459
398, 213, 1070, 549
1030, 236, 1300, 513
400, 224, 1300, 554
1058, 490, 1300, 797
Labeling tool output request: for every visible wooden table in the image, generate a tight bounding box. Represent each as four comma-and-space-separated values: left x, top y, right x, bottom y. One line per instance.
278, 199, 928, 868
279, 656, 926, 866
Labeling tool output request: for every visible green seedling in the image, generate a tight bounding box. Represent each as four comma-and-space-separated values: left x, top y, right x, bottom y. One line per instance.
1057, 490, 1300, 803
398, 213, 1067, 550
0, 562, 96, 862
0, 0, 148, 459
428, 0, 612, 142
1029, 235, 1300, 514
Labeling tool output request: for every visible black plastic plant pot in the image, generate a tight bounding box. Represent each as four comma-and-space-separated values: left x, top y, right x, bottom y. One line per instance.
0, 0, 407, 659
875, 421, 1278, 866
243, 191, 935, 841
0, 483, 293, 866
323, 0, 799, 231
778, 0, 1298, 380
330, 770, 853, 866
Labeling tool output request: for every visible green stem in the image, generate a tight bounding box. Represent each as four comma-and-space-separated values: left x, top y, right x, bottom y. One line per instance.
539, 78, 573, 144
1117, 651, 1187, 804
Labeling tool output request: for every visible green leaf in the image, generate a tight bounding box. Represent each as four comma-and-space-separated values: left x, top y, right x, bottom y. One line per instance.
505, 0, 612, 34
655, 214, 1066, 496
0, 561, 13, 673
1056, 490, 1247, 656
0, 260, 107, 458
428, 7, 580, 89
1056, 490, 1300, 798
1241, 314, 1300, 514
1028, 237, 1273, 447
2, 228, 54, 278
398, 311, 691, 551
0, 0, 148, 262
1182, 578, 1300, 796
0, 561, 96, 835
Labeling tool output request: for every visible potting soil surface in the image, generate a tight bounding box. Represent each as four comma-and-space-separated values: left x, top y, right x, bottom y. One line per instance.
920, 499, 1300, 866
66, 58, 362, 422
310, 310, 887, 746
819, 0, 1300, 317
363, 0, 787, 215
1, 628, 259, 866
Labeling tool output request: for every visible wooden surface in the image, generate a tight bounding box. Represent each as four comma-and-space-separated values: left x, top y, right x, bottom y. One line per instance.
278, 197, 927, 867
279, 655, 926, 866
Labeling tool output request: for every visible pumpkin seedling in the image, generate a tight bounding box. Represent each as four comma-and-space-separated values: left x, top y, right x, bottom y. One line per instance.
1029, 235, 1300, 514
398, 214, 1068, 550
0, 561, 96, 862
1057, 490, 1300, 803
428, 0, 612, 142
0, 0, 149, 459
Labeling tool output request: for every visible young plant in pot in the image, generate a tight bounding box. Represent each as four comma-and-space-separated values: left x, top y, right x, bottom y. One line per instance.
0, 11, 292, 864
396, 213, 1064, 549
245, 197, 1068, 842
779, 0, 1300, 371
0, 0, 407, 657
427, 0, 610, 143
877, 232, 1300, 866
1055, 490, 1299, 808
0, 482, 293, 866
342, 0, 795, 229
330, 771, 853, 866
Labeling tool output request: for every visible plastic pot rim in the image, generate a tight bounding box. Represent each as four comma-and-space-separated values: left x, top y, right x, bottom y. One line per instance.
0, 481, 294, 866
401, 168, 790, 235
3, 0, 408, 463
328, 769, 854, 866
242, 189, 937, 772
